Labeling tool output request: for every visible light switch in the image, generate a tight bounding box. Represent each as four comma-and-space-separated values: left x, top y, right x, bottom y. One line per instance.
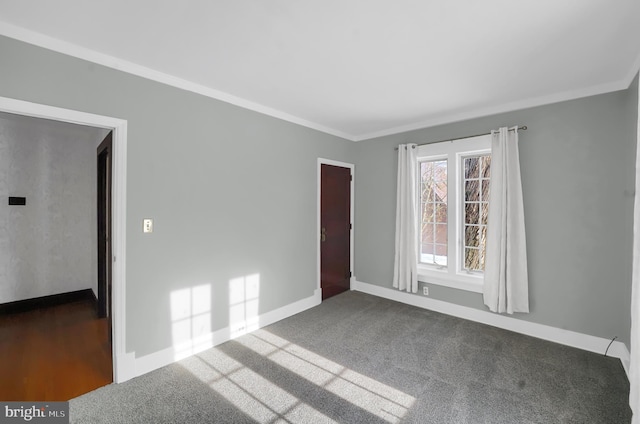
143, 219, 153, 233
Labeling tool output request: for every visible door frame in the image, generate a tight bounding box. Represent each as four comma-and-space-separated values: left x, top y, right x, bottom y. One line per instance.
96, 134, 112, 327
317, 158, 355, 299
0, 96, 130, 383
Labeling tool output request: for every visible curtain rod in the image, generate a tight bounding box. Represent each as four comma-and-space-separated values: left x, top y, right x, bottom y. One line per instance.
394, 126, 527, 150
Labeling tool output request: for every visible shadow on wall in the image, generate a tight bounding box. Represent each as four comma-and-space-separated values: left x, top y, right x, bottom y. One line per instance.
170, 273, 261, 361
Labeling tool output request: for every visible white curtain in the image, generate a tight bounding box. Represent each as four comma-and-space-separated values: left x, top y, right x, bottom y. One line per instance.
630, 80, 640, 424
483, 127, 529, 314
393, 143, 419, 293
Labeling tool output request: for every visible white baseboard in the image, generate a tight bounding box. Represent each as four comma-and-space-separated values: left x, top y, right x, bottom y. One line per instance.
258, 288, 322, 329
114, 351, 136, 383
352, 280, 631, 379
133, 289, 322, 379
125, 283, 631, 382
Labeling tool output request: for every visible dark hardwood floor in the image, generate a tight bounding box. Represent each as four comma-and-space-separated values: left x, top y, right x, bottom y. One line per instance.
0, 298, 112, 401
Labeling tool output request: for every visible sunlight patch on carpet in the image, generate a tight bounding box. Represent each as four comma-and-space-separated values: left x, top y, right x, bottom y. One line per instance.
243, 329, 416, 423
181, 348, 338, 423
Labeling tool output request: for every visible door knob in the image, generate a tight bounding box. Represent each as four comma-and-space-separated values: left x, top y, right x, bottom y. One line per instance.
321, 227, 326, 242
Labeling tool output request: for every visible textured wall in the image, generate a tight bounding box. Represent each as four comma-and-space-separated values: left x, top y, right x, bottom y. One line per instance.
0, 112, 107, 303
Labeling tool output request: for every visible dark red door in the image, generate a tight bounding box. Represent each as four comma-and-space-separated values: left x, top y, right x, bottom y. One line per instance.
321, 164, 351, 300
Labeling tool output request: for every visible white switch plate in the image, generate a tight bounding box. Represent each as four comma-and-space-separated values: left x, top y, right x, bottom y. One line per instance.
143, 219, 153, 233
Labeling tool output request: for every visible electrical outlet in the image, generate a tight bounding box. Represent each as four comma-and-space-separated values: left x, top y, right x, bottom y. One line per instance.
143, 218, 153, 233
423, 286, 429, 296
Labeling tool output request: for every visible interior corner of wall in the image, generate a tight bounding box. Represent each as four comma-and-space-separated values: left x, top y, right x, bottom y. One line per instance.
313, 287, 322, 302
608, 340, 630, 378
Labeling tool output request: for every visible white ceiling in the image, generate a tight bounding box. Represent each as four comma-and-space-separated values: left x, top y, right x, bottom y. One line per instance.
0, 0, 639, 141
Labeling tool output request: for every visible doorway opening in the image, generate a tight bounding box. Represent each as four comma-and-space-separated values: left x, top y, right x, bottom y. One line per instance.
0, 96, 128, 387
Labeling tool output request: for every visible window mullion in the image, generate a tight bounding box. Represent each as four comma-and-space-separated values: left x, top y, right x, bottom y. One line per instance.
447, 152, 456, 276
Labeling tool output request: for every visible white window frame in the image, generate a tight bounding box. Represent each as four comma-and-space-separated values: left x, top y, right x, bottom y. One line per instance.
416, 134, 491, 293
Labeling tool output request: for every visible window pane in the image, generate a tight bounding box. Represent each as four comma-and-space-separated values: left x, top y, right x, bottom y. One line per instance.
465, 247, 482, 271
481, 203, 489, 225
434, 202, 447, 223
435, 224, 447, 244
465, 203, 479, 224
433, 160, 447, 181
481, 156, 491, 178
462, 153, 491, 272
421, 182, 434, 202
480, 225, 487, 250
434, 244, 447, 261
421, 229, 435, 248
435, 181, 448, 202
420, 159, 447, 266
421, 161, 433, 180
464, 157, 479, 178
479, 231, 487, 270
464, 225, 480, 247
421, 253, 447, 266
422, 203, 434, 223
465, 180, 479, 201
422, 223, 434, 244
481, 179, 490, 201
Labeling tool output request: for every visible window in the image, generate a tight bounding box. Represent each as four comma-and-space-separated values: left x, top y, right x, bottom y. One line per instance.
420, 159, 448, 267
462, 154, 491, 272
416, 135, 491, 293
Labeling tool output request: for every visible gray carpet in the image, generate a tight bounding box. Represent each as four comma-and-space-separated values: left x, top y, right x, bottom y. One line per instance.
70, 291, 631, 423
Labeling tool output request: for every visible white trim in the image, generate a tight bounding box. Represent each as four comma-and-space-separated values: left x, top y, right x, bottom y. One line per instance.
134, 290, 321, 377
0, 96, 132, 383
353, 79, 632, 142
416, 136, 491, 292
353, 280, 631, 378
135, 326, 230, 378
111, 122, 130, 383
317, 159, 356, 296
418, 268, 483, 293
2, 20, 637, 143
0, 21, 354, 141
612, 343, 631, 378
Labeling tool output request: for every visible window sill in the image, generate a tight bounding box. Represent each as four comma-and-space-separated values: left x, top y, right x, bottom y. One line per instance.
417, 266, 483, 294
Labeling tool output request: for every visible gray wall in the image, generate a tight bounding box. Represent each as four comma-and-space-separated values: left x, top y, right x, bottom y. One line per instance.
0, 112, 107, 303
355, 76, 638, 346
0, 36, 355, 357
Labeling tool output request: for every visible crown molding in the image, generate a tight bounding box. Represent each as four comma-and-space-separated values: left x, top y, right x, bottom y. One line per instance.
353, 77, 635, 141
1, 20, 637, 143
0, 21, 356, 141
